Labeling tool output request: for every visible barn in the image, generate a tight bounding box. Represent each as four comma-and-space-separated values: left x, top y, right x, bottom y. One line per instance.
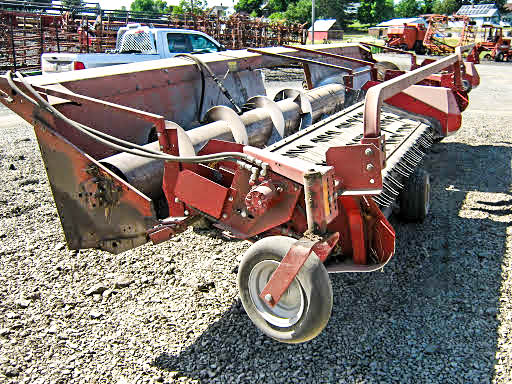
308, 19, 343, 42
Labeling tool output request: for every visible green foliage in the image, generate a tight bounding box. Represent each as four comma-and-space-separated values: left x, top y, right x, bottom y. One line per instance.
315, 0, 349, 28
422, 0, 435, 13
62, 0, 83, 7
172, 0, 208, 15
394, 0, 421, 18
130, 0, 170, 14
357, 0, 394, 25
269, 0, 312, 24
432, 0, 459, 15
234, 0, 264, 16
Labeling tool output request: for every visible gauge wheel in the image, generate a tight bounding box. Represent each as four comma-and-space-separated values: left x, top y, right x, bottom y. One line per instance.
237, 236, 332, 344
375, 61, 400, 81
462, 79, 472, 93
399, 168, 431, 222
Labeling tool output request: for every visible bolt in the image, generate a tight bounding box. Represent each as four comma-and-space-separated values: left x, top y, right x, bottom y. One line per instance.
365, 148, 373, 156
228, 196, 234, 202
174, 197, 180, 203
366, 163, 374, 171
222, 213, 228, 219
370, 179, 375, 184
264, 293, 272, 302
184, 210, 189, 216
241, 211, 248, 218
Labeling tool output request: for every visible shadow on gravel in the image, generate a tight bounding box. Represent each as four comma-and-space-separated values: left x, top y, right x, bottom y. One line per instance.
154, 143, 511, 383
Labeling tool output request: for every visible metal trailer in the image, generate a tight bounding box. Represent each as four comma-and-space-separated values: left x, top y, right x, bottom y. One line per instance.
0, 43, 479, 343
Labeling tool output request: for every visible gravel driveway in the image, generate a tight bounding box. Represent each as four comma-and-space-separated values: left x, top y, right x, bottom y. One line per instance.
0, 62, 511, 384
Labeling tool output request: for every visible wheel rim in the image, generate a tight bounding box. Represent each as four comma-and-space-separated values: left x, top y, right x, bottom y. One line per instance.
248, 260, 305, 327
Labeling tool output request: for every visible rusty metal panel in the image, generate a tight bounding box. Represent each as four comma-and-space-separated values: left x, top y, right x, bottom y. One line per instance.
174, 170, 229, 219
33, 119, 158, 254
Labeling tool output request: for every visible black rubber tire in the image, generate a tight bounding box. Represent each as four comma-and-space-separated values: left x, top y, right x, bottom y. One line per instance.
507, 55, 512, 62
237, 236, 332, 344
484, 54, 492, 61
495, 52, 504, 62
414, 41, 426, 55
374, 61, 400, 81
399, 168, 431, 222
462, 79, 472, 93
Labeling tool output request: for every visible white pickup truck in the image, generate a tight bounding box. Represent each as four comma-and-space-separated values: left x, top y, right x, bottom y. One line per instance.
41, 24, 224, 74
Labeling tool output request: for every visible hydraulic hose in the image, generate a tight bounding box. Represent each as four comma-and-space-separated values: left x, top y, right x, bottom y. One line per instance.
175, 53, 243, 115
6, 71, 255, 165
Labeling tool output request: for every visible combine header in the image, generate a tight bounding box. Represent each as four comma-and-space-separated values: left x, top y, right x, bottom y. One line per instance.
0, 44, 478, 343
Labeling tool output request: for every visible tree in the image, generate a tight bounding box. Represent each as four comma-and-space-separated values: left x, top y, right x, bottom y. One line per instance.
130, 0, 170, 14
394, 0, 421, 18
432, 0, 458, 15
270, 0, 312, 24
62, 0, 84, 7
314, 0, 348, 28
234, 0, 264, 16
357, 0, 394, 24
172, 0, 208, 15
423, 0, 435, 13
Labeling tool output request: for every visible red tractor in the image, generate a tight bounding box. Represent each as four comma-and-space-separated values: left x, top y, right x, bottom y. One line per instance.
385, 23, 427, 54
471, 24, 512, 62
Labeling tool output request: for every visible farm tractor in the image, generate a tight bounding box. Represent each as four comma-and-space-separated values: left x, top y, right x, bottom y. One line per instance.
467, 24, 512, 62
0, 43, 480, 343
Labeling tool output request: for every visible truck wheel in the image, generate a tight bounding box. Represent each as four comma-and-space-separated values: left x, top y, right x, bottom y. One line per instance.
495, 52, 505, 62
237, 236, 332, 344
399, 168, 431, 222
375, 61, 399, 81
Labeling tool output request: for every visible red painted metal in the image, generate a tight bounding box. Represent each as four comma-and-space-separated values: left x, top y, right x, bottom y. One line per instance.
339, 196, 367, 265
245, 181, 280, 217
326, 144, 383, 194
174, 170, 229, 219
258, 232, 340, 307
384, 85, 462, 136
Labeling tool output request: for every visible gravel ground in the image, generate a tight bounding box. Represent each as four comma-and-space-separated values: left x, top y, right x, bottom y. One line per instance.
1, 62, 511, 384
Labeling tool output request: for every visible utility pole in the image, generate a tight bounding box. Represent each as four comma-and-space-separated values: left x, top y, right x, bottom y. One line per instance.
311, 0, 315, 44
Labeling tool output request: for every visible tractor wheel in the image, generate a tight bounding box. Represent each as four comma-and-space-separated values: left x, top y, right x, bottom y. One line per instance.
237, 236, 332, 344
414, 41, 426, 55
484, 54, 493, 61
495, 52, 505, 62
375, 61, 400, 81
399, 168, 431, 222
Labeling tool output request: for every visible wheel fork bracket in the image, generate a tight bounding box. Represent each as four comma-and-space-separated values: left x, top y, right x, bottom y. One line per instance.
259, 232, 339, 308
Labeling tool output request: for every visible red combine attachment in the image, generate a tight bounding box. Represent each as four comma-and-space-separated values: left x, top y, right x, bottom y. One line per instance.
423, 15, 476, 55
384, 23, 427, 54
0, 43, 479, 343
